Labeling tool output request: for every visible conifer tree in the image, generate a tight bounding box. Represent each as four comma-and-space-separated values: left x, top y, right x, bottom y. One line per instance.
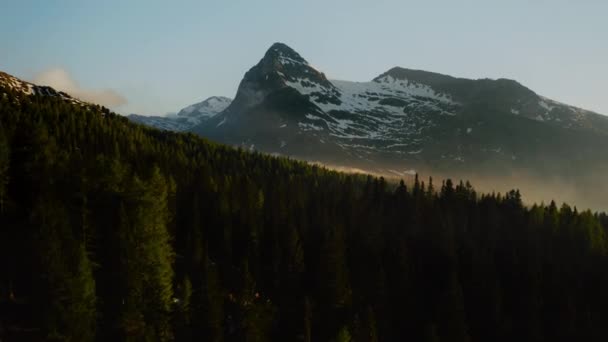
0, 125, 8, 213
333, 326, 352, 342
33, 201, 97, 342
115, 168, 175, 341
303, 297, 313, 342
320, 224, 351, 310
200, 254, 224, 342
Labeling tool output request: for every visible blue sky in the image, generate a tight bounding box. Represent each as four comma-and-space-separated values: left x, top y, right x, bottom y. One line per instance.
2, 0, 607, 115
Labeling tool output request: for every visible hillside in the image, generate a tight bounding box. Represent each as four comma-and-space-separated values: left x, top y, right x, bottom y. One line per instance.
2, 72, 608, 341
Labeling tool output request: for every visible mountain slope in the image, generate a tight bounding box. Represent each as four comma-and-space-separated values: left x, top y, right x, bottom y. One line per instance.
128, 96, 231, 131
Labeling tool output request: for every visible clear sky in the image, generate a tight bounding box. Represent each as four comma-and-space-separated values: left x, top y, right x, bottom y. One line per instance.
2, 0, 607, 115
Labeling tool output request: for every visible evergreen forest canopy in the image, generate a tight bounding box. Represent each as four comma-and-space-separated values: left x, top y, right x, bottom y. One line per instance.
1, 85, 608, 342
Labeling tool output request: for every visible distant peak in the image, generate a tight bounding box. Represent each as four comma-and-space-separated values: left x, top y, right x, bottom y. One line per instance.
177, 96, 232, 118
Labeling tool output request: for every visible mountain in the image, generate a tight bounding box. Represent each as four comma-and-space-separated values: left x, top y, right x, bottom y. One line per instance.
175, 96, 232, 120
128, 96, 231, 131
2, 69, 608, 341
190, 43, 608, 208
194, 43, 608, 168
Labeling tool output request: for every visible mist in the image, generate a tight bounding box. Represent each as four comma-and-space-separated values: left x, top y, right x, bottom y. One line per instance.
32, 68, 127, 108
319, 162, 608, 213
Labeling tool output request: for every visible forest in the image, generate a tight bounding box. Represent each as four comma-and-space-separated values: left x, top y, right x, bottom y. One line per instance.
1, 86, 608, 341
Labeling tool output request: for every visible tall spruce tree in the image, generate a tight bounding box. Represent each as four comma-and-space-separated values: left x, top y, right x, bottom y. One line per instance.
115, 168, 174, 341
33, 200, 97, 342
0, 125, 8, 213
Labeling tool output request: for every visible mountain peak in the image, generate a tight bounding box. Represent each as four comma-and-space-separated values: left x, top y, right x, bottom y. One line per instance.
225, 43, 334, 112
263, 42, 308, 66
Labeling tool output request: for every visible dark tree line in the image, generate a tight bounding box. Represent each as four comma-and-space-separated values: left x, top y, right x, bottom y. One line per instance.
1, 87, 608, 341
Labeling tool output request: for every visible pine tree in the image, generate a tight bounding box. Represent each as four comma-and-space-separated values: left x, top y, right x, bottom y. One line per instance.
174, 275, 193, 340
436, 271, 470, 342
0, 125, 8, 213
334, 326, 352, 342
303, 297, 313, 342
116, 168, 175, 341
238, 261, 276, 342
200, 254, 224, 342
320, 224, 351, 310
33, 201, 97, 342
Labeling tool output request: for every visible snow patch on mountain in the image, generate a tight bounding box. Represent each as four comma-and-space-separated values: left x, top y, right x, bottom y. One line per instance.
280, 69, 459, 151
278, 54, 308, 67
539, 99, 554, 112
532, 96, 598, 126
298, 122, 324, 131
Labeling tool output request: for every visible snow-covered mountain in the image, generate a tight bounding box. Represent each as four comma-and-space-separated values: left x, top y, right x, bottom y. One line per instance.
192, 43, 608, 201
176, 96, 232, 121
128, 96, 231, 131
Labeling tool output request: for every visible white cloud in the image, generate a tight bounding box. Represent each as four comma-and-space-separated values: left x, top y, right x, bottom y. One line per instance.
32, 68, 127, 107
